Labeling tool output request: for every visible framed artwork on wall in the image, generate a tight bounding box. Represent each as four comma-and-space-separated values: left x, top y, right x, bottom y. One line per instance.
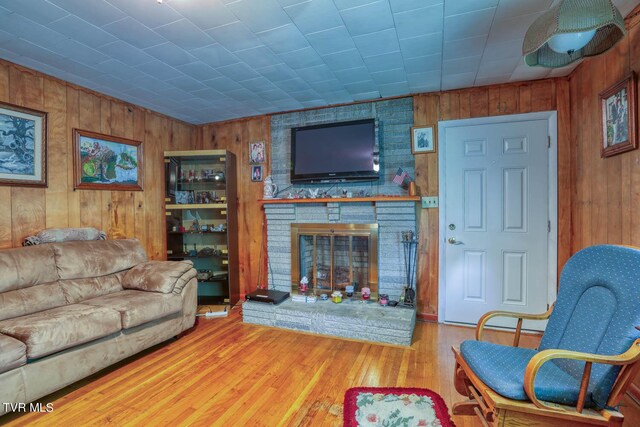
411, 125, 436, 154
249, 141, 265, 163
0, 102, 47, 187
600, 72, 637, 158
251, 165, 263, 182
73, 129, 143, 191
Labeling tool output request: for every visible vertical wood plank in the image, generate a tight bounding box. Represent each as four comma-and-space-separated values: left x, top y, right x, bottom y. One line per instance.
469, 89, 489, 117
44, 79, 69, 229
0, 62, 11, 248
66, 86, 81, 228
555, 79, 571, 274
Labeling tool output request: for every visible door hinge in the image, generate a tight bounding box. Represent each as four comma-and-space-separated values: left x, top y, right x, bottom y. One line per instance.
548, 220, 551, 233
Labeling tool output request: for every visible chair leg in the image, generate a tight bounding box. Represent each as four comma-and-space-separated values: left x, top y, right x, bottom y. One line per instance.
452, 399, 480, 416
453, 359, 468, 396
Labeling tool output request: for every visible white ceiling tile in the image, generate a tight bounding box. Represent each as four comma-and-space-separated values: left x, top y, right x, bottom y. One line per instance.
406, 70, 440, 87
399, 33, 442, 59
390, 0, 443, 13
106, 0, 182, 28
394, 4, 444, 40
240, 77, 278, 92
487, 12, 542, 43
226, 0, 292, 33
234, 45, 280, 69
442, 56, 481, 74
167, 0, 238, 31
445, 0, 498, 17
217, 62, 260, 81
201, 76, 243, 91
477, 57, 519, 78
494, 0, 552, 20
190, 44, 239, 68
441, 71, 476, 90
97, 59, 146, 80
49, 0, 126, 27
0, 0, 68, 25
322, 49, 365, 71
352, 90, 381, 101
256, 63, 299, 82
165, 74, 209, 92
50, 39, 110, 65
145, 42, 199, 66
362, 51, 404, 72
309, 79, 343, 92
206, 21, 264, 52
154, 18, 215, 50
547, 63, 579, 77
305, 26, 355, 55
344, 80, 377, 94
370, 68, 407, 85
475, 73, 513, 86
333, 0, 379, 11
340, 1, 394, 36
404, 53, 441, 73
352, 28, 401, 58
482, 38, 524, 62
509, 63, 550, 82
284, 0, 343, 35
442, 35, 487, 60
278, 46, 323, 69
102, 17, 165, 49
377, 81, 410, 97
274, 77, 311, 91
136, 60, 183, 81
0, 13, 68, 47
256, 24, 309, 54
334, 66, 371, 84
176, 62, 222, 81
256, 88, 290, 102
444, 8, 495, 41
295, 65, 336, 83
48, 15, 118, 48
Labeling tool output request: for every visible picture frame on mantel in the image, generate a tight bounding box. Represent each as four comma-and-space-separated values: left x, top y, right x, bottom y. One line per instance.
411, 125, 436, 154
600, 72, 637, 158
0, 101, 47, 187
73, 129, 143, 191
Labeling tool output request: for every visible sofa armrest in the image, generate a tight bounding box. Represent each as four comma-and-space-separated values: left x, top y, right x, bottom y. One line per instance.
123, 260, 196, 294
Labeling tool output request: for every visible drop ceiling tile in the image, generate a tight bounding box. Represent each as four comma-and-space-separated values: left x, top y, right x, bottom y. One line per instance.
284, 0, 343, 35
278, 46, 323, 69
352, 28, 401, 58
547, 63, 579, 77
48, 15, 118, 49
277, 0, 308, 7
256, 88, 290, 102
334, 66, 371, 84
494, 0, 552, 20
322, 49, 365, 71
226, 87, 259, 101
483, 38, 525, 62
97, 59, 146, 80
226, 0, 292, 33
441, 71, 476, 90
216, 62, 260, 81
340, 1, 394, 36
176, 62, 222, 81
274, 77, 311, 92
404, 53, 441, 73
201, 76, 243, 91
229, 45, 279, 69
305, 26, 355, 56
189, 44, 238, 68
394, 4, 444, 40
289, 89, 321, 102
295, 64, 336, 83
154, 18, 215, 50
444, 8, 495, 42
166, 0, 237, 31
206, 21, 264, 52
370, 68, 407, 85
97, 41, 155, 66
105, 0, 182, 28
362, 51, 404, 72
0, 0, 69, 25
135, 60, 182, 81
130, 75, 171, 93
333, 0, 379, 11
487, 12, 541, 43
444, 0, 498, 16
256, 63, 298, 82
165, 74, 209, 92
256, 24, 309, 54
50, 39, 110, 65
442, 55, 481, 74
49, 0, 127, 27
320, 90, 353, 103
352, 90, 380, 101
390, 0, 443, 13
406, 70, 440, 86
442, 35, 487, 60
102, 17, 165, 49
144, 42, 198, 66
377, 81, 409, 97
477, 57, 519, 77
399, 33, 442, 59
190, 88, 227, 100
509, 63, 550, 82
344, 80, 377, 94
309, 79, 343, 92
241, 77, 278, 92
0, 13, 68, 47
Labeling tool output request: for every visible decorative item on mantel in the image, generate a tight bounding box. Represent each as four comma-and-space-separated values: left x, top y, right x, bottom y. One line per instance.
299, 276, 309, 293
263, 175, 277, 199
393, 167, 418, 196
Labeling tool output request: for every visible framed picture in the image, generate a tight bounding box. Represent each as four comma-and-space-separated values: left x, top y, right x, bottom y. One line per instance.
600, 72, 637, 158
411, 125, 436, 154
0, 102, 47, 187
249, 141, 265, 163
251, 165, 263, 182
73, 129, 143, 191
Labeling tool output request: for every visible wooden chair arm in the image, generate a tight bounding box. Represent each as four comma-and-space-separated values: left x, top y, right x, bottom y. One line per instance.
523, 339, 640, 413
476, 304, 554, 345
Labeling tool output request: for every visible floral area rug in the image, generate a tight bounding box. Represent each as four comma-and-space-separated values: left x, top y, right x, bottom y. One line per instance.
343, 387, 454, 427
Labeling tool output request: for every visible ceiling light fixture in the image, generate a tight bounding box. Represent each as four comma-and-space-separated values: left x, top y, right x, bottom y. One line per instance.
523, 0, 626, 68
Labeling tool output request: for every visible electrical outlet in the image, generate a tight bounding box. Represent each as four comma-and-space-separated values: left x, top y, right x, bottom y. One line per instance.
421, 196, 439, 209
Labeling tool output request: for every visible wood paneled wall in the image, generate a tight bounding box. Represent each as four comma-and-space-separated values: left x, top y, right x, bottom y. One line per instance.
0, 60, 197, 259
198, 117, 270, 296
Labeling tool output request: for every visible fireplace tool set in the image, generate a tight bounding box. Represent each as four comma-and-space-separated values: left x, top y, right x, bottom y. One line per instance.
401, 231, 418, 307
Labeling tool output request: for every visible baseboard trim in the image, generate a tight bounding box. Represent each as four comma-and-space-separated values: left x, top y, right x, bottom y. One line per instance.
417, 313, 438, 323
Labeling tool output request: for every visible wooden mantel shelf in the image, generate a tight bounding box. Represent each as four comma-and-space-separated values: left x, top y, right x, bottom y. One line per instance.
259, 196, 420, 205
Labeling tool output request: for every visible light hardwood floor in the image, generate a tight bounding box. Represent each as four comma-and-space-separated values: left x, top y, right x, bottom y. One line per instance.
2, 308, 639, 426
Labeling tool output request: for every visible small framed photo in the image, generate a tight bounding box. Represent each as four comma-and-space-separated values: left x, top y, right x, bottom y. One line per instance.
251, 165, 263, 182
249, 141, 265, 163
600, 72, 637, 158
73, 129, 143, 191
411, 125, 436, 154
0, 102, 47, 187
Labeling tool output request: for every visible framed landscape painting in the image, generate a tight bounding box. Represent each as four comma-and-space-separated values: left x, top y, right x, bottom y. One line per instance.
0, 102, 47, 187
600, 72, 637, 157
73, 129, 143, 191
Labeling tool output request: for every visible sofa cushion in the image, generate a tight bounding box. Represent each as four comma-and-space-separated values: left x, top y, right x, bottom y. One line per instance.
0, 304, 122, 359
0, 282, 67, 322
0, 333, 27, 374
53, 239, 147, 280
82, 290, 182, 329
59, 271, 126, 304
0, 245, 58, 293
123, 260, 194, 294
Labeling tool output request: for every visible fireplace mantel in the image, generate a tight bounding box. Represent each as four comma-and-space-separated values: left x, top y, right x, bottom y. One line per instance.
259, 195, 420, 205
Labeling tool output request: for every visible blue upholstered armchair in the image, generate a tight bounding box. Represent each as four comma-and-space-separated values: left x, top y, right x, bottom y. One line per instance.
452, 245, 640, 426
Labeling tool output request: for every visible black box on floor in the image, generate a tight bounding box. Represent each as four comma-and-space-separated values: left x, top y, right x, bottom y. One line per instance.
245, 289, 290, 305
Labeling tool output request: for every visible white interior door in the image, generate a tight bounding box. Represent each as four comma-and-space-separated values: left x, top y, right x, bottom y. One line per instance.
443, 119, 550, 329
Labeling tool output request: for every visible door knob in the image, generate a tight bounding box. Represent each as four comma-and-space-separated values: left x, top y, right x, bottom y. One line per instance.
448, 237, 463, 245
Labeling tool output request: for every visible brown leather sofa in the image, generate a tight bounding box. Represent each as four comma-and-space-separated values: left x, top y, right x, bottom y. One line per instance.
0, 239, 197, 416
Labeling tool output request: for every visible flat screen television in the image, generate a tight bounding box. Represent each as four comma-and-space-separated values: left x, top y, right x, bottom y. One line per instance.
290, 119, 379, 183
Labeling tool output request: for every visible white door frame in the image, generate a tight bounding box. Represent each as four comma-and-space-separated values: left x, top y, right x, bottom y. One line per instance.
437, 111, 558, 324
